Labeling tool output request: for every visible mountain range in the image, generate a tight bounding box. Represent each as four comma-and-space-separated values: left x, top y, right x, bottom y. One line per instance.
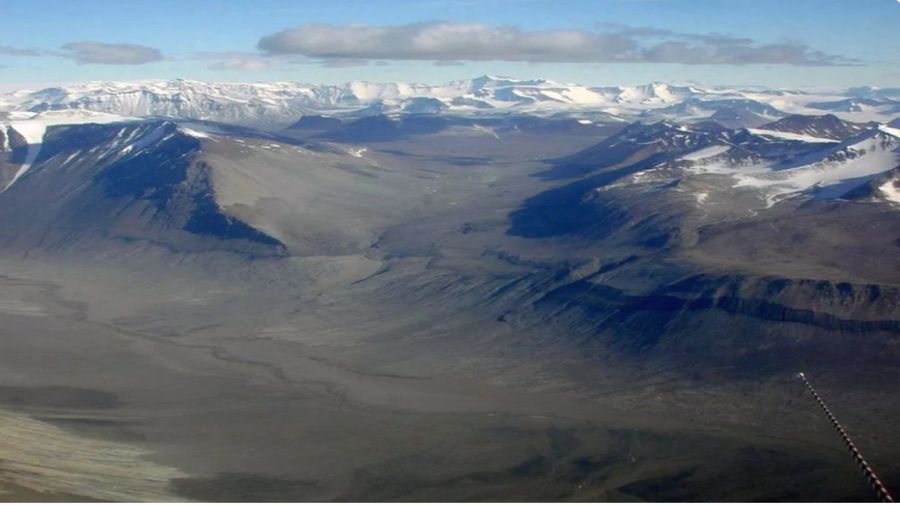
3, 76, 898, 127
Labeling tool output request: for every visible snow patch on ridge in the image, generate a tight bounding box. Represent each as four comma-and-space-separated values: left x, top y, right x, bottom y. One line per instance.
878, 124, 900, 138
747, 128, 839, 143
4, 110, 133, 189
178, 127, 212, 139
880, 178, 900, 204
679, 145, 730, 161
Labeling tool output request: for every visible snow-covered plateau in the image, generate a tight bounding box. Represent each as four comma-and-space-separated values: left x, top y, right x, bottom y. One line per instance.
2, 76, 898, 126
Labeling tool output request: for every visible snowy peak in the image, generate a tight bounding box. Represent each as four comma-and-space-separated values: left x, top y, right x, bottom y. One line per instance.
636, 82, 688, 102
0, 77, 717, 126
601, 82, 695, 105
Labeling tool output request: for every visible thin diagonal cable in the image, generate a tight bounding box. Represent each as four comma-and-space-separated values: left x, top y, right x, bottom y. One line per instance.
798, 372, 894, 503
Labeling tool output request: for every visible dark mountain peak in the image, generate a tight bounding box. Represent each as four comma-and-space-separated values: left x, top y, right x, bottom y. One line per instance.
351, 113, 397, 127
541, 120, 726, 179
846, 86, 900, 100
757, 114, 869, 140
288, 115, 343, 131
316, 113, 454, 142
656, 97, 784, 117
618, 120, 718, 144
690, 120, 732, 133
807, 97, 898, 113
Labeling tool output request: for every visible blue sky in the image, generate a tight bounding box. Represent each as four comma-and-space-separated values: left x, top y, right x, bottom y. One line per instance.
1, 0, 898, 88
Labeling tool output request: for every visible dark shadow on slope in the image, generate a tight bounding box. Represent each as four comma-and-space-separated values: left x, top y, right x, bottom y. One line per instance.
506, 160, 663, 238
171, 473, 325, 502
31, 121, 286, 250
184, 185, 282, 246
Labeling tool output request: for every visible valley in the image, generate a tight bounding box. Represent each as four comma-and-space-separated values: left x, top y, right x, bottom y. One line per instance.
0, 76, 898, 501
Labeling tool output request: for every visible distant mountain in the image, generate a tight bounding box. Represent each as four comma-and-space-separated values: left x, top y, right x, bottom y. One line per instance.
754, 114, 870, 140
310, 113, 623, 143
807, 97, 900, 114
645, 97, 787, 128
8, 76, 895, 127
845, 86, 900, 100
317, 114, 455, 142
12, 80, 330, 127
288, 114, 343, 131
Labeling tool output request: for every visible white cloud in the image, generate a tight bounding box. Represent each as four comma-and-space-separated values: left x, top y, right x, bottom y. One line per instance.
60, 42, 163, 65
207, 59, 271, 71
191, 51, 299, 71
0, 46, 41, 57
257, 22, 854, 66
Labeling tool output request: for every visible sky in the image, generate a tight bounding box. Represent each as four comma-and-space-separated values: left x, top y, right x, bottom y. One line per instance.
0, 0, 898, 89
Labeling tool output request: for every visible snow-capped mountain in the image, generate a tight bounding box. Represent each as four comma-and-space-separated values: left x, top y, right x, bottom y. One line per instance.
4, 76, 894, 127
551, 119, 900, 211
10, 80, 333, 126
730, 125, 900, 206
601, 82, 699, 105
0, 76, 642, 124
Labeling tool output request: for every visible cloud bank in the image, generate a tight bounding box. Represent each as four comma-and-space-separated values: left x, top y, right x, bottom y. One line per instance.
60, 42, 163, 65
0, 45, 41, 57
191, 51, 304, 71
257, 22, 853, 66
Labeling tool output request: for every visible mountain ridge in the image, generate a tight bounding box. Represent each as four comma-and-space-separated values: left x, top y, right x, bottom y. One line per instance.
4, 76, 897, 127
